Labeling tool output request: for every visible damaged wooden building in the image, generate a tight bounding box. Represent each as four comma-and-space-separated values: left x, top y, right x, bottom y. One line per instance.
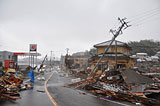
90, 40, 134, 73
65, 53, 89, 71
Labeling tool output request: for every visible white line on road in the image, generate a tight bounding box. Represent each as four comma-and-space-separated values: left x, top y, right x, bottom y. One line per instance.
99, 97, 132, 106
75, 89, 131, 106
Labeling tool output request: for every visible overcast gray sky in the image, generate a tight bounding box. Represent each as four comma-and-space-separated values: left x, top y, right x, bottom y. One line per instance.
0, 0, 160, 58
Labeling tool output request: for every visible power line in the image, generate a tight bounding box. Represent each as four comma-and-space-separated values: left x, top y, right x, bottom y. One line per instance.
131, 12, 160, 25
128, 7, 160, 21
131, 15, 160, 27
125, 7, 160, 26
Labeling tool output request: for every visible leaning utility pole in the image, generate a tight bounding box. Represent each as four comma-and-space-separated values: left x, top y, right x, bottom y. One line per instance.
50, 51, 53, 66
66, 48, 69, 55
88, 17, 131, 77
38, 55, 47, 72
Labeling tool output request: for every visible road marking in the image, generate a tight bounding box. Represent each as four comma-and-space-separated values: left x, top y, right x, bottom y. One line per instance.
44, 72, 58, 106
75, 89, 131, 106
44, 71, 131, 106
99, 97, 131, 106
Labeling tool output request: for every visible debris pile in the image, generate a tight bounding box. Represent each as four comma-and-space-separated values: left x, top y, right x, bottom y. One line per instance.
37, 77, 45, 81
71, 69, 91, 79
0, 84, 20, 102
0, 70, 22, 102
0, 68, 33, 102
64, 68, 160, 106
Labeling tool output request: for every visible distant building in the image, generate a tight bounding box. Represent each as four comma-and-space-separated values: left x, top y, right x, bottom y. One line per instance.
156, 51, 160, 57
64, 52, 89, 70
71, 55, 88, 70
0, 51, 17, 67
136, 53, 148, 59
0, 51, 41, 68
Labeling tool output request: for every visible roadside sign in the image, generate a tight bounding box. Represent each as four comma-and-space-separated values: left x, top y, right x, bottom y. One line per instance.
30, 44, 37, 52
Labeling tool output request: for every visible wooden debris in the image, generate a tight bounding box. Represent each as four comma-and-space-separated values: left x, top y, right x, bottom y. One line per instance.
63, 68, 160, 106
0, 72, 24, 102
36, 90, 45, 93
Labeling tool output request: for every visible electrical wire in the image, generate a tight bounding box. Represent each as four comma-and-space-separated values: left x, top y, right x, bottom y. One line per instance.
110, 7, 160, 31
128, 7, 160, 21
131, 12, 160, 24
131, 15, 160, 26
124, 7, 160, 27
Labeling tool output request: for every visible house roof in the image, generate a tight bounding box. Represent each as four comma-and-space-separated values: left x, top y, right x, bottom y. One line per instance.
121, 69, 154, 84
94, 40, 130, 48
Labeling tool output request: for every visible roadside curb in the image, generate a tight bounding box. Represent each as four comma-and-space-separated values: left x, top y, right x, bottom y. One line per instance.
44, 72, 58, 106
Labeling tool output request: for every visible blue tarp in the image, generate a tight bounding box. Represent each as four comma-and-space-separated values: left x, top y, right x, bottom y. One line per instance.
15, 72, 18, 76
28, 69, 34, 83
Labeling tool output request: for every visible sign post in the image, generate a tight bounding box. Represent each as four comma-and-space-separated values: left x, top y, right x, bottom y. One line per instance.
29, 44, 37, 67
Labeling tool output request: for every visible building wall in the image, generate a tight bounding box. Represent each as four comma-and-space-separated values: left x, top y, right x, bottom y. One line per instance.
0, 51, 15, 66
91, 44, 133, 72
90, 57, 134, 74
73, 57, 88, 69
97, 46, 130, 55
65, 55, 89, 70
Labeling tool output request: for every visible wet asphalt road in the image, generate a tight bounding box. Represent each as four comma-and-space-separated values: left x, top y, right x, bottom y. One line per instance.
1, 68, 137, 106
0, 70, 53, 106
47, 70, 137, 106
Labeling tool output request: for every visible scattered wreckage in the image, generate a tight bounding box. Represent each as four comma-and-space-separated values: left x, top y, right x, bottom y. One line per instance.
0, 68, 34, 102
64, 68, 160, 106
0, 69, 22, 102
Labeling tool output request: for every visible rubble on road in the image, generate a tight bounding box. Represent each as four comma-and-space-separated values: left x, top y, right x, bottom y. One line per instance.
64, 66, 160, 106
0, 68, 36, 102
36, 90, 45, 93
71, 69, 91, 79
71, 78, 81, 83
0, 71, 22, 101
37, 77, 45, 81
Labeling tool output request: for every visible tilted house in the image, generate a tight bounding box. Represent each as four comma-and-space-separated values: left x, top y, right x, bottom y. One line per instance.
90, 40, 134, 72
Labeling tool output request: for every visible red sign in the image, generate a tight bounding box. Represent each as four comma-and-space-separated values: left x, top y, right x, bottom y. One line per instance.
30, 44, 37, 52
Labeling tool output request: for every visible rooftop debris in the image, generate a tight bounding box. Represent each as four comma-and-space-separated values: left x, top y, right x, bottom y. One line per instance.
121, 69, 155, 84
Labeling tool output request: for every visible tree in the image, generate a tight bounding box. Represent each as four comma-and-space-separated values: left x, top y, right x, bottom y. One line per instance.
89, 48, 97, 57
128, 40, 160, 56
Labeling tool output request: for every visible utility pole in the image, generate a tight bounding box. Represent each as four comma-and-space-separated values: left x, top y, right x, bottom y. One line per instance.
115, 40, 117, 70
38, 55, 47, 72
88, 17, 131, 77
66, 48, 69, 55
50, 51, 53, 68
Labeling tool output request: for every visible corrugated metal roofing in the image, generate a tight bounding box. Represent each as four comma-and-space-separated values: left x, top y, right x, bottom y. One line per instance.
121, 69, 154, 84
